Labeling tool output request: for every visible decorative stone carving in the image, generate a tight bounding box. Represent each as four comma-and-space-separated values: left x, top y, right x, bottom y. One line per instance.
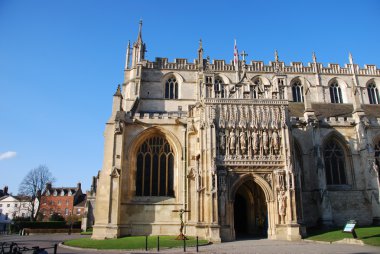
240, 131, 247, 155
229, 130, 236, 155
277, 190, 287, 224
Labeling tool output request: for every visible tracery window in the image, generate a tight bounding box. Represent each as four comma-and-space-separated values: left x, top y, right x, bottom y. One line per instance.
165, 77, 178, 99
367, 82, 380, 104
329, 82, 343, 103
292, 80, 304, 102
324, 139, 347, 185
136, 136, 174, 197
250, 85, 257, 99
214, 77, 227, 98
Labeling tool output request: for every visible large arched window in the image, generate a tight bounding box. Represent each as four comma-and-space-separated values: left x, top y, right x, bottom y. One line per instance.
292, 80, 304, 102
165, 77, 178, 99
329, 82, 343, 103
367, 82, 380, 104
324, 139, 347, 185
136, 136, 174, 196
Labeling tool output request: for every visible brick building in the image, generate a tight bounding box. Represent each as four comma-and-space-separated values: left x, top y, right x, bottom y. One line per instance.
39, 182, 85, 221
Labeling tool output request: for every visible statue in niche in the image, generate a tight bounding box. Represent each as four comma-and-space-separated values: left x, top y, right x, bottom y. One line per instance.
219, 131, 226, 153
229, 130, 236, 155
278, 190, 287, 224
252, 129, 260, 154
240, 131, 247, 155
271, 130, 280, 154
262, 130, 269, 155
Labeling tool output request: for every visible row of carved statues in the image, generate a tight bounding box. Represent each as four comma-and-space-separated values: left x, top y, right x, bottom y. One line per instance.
218, 128, 282, 156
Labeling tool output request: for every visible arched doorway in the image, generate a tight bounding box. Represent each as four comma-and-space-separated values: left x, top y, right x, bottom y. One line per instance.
233, 180, 267, 238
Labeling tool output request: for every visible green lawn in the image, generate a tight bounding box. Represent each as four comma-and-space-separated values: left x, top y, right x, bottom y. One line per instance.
64, 235, 209, 250
306, 226, 380, 246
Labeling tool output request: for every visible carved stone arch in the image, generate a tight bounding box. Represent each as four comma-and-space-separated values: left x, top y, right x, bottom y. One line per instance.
328, 77, 349, 89
251, 75, 271, 86
214, 73, 231, 85
161, 71, 185, 84
322, 130, 352, 155
126, 126, 183, 198
230, 173, 274, 202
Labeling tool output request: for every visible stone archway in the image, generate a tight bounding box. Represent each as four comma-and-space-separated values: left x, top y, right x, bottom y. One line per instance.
233, 179, 268, 238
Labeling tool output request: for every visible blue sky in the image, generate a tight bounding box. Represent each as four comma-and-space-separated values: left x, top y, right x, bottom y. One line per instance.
1, 0, 379, 194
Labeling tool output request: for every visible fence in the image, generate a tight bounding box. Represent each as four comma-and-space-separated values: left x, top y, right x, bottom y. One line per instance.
0, 242, 57, 254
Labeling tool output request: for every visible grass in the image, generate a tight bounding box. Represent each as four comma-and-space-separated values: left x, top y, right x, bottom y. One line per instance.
306, 226, 380, 246
64, 235, 209, 250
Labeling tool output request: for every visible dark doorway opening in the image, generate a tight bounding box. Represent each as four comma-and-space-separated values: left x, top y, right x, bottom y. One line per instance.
233, 180, 267, 239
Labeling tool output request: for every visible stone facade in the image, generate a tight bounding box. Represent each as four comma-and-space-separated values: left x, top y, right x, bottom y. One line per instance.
92, 22, 380, 241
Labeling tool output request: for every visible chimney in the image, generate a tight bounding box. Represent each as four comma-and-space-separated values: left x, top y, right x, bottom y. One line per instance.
46, 182, 52, 190
4, 186, 8, 195
77, 182, 81, 190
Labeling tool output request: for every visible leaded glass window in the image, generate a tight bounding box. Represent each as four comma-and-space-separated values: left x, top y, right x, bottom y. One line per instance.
368, 83, 380, 104
324, 139, 347, 185
330, 82, 343, 103
292, 80, 304, 102
136, 136, 174, 196
214, 77, 226, 98
165, 78, 178, 99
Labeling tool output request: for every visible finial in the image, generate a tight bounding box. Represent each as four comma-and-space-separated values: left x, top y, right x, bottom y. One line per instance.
114, 84, 122, 97
137, 19, 143, 42
199, 38, 202, 48
312, 52, 317, 63
275, 50, 279, 62
349, 52, 354, 64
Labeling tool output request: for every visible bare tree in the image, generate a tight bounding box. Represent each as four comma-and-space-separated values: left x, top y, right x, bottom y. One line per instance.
18, 165, 55, 221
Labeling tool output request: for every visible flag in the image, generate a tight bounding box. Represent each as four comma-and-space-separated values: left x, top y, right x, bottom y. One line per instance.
234, 39, 239, 68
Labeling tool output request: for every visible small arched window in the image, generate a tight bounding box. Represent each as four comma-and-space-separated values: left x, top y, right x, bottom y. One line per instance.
252, 78, 262, 98
136, 136, 174, 197
165, 77, 178, 99
367, 82, 380, 104
292, 80, 304, 102
214, 77, 226, 98
324, 139, 347, 185
329, 82, 343, 103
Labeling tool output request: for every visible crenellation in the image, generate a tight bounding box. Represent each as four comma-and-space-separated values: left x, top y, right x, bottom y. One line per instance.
143, 57, 379, 77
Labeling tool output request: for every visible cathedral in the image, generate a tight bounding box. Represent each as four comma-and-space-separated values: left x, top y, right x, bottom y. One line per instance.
92, 22, 380, 241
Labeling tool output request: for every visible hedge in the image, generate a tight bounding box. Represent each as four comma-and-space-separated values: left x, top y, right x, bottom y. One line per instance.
11, 221, 81, 233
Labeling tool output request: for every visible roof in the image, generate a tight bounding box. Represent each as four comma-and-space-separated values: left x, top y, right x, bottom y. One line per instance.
73, 194, 87, 207
43, 187, 80, 196
289, 103, 380, 119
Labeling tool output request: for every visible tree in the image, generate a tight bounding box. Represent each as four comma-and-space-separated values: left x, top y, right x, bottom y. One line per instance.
18, 165, 55, 221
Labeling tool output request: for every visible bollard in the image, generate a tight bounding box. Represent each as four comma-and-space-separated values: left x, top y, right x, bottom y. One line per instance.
157, 236, 160, 252
183, 237, 186, 252
196, 236, 199, 252
54, 243, 58, 254
145, 236, 148, 251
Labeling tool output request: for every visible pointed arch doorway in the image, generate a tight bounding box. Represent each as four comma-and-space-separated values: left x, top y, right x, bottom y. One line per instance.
233, 179, 268, 239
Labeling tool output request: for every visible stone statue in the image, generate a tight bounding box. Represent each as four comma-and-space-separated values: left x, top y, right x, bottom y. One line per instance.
240, 131, 247, 155
229, 130, 236, 155
262, 130, 269, 155
271, 130, 279, 154
252, 130, 260, 154
278, 190, 287, 224
219, 131, 226, 152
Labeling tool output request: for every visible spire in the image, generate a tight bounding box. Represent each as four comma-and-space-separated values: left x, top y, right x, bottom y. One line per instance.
275, 50, 279, 62
132, 20, 146, 67
137, 19, 143, 43
114, 84, 122, 97
198, 39, 204, 71
312, 52, 317, 63
125, 40, 131, 69
349, 52, 354, 65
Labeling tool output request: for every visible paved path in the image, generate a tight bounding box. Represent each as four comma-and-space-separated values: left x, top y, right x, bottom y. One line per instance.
1, 234, 379, 254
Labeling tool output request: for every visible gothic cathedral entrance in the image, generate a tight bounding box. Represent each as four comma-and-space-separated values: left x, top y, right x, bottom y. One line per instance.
233, 179, 267, 238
